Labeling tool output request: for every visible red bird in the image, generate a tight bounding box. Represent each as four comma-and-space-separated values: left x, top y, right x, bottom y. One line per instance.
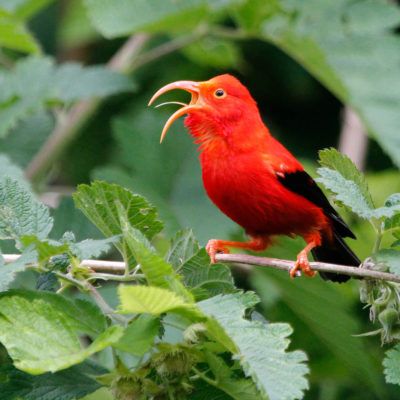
149, 74, 359, 282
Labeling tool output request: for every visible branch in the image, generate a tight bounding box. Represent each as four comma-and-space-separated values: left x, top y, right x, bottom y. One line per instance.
4, 253, 400, 284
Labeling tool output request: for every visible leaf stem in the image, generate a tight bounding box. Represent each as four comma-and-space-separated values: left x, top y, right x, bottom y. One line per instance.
191, 366, 218, 387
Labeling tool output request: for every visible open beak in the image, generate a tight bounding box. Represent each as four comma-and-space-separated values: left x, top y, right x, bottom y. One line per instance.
148, 80, 201, 143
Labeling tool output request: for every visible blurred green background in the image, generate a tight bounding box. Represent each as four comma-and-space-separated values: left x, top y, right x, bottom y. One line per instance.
1, 0, 400, 399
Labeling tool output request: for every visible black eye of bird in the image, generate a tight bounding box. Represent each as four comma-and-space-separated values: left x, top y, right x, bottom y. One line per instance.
214, 89, 225, 98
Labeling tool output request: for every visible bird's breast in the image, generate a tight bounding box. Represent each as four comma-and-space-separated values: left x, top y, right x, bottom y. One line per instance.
200, 151, 325, 236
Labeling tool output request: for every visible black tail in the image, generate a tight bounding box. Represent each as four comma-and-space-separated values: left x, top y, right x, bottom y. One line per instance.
311, 232, 360, 283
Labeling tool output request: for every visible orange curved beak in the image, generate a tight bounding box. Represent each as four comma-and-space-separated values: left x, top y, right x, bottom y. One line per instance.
148, 80, 201, 143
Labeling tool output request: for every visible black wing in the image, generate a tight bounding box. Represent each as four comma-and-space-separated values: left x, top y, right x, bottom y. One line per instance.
277, 170, 355, 239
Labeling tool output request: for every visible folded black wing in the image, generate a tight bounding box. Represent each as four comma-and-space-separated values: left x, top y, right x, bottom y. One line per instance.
277, 170, 355, 239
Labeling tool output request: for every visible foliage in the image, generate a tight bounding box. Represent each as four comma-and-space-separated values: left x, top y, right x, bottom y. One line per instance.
0, 0, 399, 399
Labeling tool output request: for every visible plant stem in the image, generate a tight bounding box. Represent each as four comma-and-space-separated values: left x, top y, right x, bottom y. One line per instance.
191, 367, 218, 387
372, 221, 384, 254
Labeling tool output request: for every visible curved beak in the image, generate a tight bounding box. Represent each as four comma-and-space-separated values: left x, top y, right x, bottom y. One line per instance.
148, 80, 201, 143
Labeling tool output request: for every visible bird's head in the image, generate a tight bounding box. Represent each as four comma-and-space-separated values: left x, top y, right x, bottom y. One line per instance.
149, 74, 262, 146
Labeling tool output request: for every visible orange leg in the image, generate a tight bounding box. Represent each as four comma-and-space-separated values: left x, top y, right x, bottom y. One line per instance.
289, 233, 321, 278
206, 236, 270, 264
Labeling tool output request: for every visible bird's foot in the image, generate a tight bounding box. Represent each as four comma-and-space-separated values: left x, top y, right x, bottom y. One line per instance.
289, 250, 316, 278
206, 239, 230, 264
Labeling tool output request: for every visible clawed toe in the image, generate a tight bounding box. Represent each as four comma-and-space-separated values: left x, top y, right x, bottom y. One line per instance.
206, 239, 230, 264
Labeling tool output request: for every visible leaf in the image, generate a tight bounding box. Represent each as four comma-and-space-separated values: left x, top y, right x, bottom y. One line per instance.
203, 351, 264, 400
118, 285, 201, 320
252, 266, 382, 392
0, 290, 122, 374
0, 361, 103, 400
0, 154, 31, 189
383, 344, 400, 386
21, 235, 69, 264
375, 249, 400, 276
0, 251, 36, 292
113, 314, 160, 356
0, 112, 52, 168
71, 236, 120, 259
84, 0, 208, 38
166, 229, 199, 268
0, 177, 53, 241
0, 0, 55, 19
0, 9, 40, 53
198, 292, 309, 400
254, 0, 400, 168
180, 248, 235, 299
121, 223, 189, 298
73, 181, 163, 241
0, 57, 133, 136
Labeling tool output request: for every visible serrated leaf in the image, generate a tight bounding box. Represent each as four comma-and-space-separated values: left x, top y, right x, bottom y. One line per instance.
71, 236, 120, 259
0, 290, 121, 374
180, 249, 235, 299
113, 314, 160, 356
383, 344, 400, 386
118, 285, 201, 320
0, 177, 53, 241
316, 167, 375, 219
0, 361, 102, 400
166, 229, 199, 269
73, 181, 163, 241
203, 351, 264, 400
319, 148, 374, 207
84, 0, 208, 38
21, 235, 69, 264
0, 57, 133, 136
256, 0, 400, 168
199, 292, 309, 400
375, 249, 400, 276
121, 224, 189, 295
0, 251, 36, 292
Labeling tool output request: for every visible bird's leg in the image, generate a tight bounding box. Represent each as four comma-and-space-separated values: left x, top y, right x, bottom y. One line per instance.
206, 236, 270, 264
290, 233, 321, 278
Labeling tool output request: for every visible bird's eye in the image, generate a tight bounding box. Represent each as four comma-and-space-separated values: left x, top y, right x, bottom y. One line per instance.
214, 88, 226, 98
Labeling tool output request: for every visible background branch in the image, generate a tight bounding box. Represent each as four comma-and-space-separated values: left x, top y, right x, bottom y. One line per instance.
4, 253, 399, 284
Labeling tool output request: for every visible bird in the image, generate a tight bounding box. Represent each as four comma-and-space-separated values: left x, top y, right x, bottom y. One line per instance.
149, 74, 360, 282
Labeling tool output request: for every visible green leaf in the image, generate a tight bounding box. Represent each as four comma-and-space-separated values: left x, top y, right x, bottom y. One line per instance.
252, 266, 382, 393
0, 57, 133, 136
0, 361, 103, 400
0, 290, 122, 374
182, 37, 241, 69
21, 235, 69, 264
84, 0, 208, 38
0, 154, 31, 189
256, 0, 400, 168
121, 223, 189, 298
203, 351, 264, 400
180, 248, 235, 299
118, 285, 201, 319
0, 9, 40, 53
0, 251, 36, 292
73, 181, 163, 241
0, 0, 55, 19
166, 229, 199, 269
0, 177, 53, 241
113, 314, 160, 356
375, 249, 400, 276
71, 236, 120, 259
199, 292, 309, 400
383, 344, 400, 386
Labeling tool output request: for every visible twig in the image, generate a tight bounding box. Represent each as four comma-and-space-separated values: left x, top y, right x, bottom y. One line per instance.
25, 34, 150, 182
3, 253, 400, 284
338, 107, 368, 171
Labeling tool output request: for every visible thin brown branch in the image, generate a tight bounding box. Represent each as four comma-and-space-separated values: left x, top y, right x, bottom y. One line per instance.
4, 253, 400, 284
